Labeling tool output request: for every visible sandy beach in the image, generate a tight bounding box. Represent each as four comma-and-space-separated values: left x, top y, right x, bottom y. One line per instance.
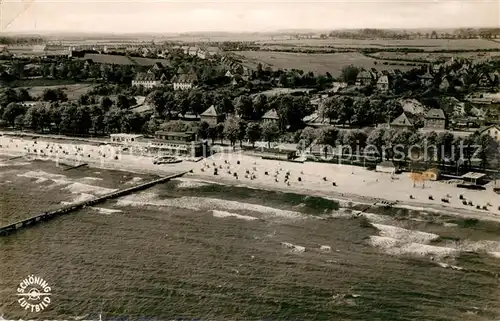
1, 134, 500, 222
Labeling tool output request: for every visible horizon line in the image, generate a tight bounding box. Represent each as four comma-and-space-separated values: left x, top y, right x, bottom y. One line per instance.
2, 26, 499, 36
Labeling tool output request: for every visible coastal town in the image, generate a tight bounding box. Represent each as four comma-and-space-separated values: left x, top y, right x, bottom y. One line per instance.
1, 2, 500, 317
1, 32, 500, 217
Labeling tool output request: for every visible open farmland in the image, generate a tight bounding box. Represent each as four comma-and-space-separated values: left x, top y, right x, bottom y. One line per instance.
235, 51, 420, 76
23, 83, 97, 101
77, 53, 172, 67
255, 38, 500, 51
370, 51, 500, 62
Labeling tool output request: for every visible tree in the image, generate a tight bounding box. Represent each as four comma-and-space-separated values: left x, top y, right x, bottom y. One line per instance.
207, 125, 218, 144
198, 121, 210, 139
319, 97, 339, 123
233, 95, 253, 120
337, 96, 355, 126
216, 123, 225, 144
23, 105, 49, 132
252, 94, 267, 120
367, 127, 386, 161
436, 131, 455, 165
272, 95, 312, 131
59, 103, 79, 134
237, 119, 247, 147
104, 108, 126, 134
300, 126, 318, 147
100, 96, 113, 112
40, 88, 67, 102
340, 65, 359, 84
17, 88, 31, 102
223, 116, 240, 147
261, 121, 280, 148
0, 88, 19, 106
218, 94, 234, 114
352, 97, 373, 126
116, 95, 131, 109
392, 129, 413, 161
246, 122, 261, 147
2, 102, 25, 127
475, 134, 498, 169
188, 90, 204, 116
142, 118, 161, 135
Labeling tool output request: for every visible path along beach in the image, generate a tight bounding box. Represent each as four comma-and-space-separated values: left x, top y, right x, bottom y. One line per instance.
1, 134, 499, 222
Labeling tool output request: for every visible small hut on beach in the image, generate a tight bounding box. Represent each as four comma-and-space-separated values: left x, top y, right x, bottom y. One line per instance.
376, 161, 396, 174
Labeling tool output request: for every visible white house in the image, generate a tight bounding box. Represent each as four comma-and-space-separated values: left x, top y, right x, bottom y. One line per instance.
419, 73, 433, 86
376, 75, 390, 91
132, 72, 161, 89
479, 125, 500, 142
171, 73, 198, 90
110, 134, 144, 144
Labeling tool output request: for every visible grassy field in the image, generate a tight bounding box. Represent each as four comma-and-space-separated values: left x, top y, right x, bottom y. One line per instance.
23, 83, 98, 101
77, 53, 172, 67
255, 38, 500, 50
235, 51, 419, 76
371, 51, 500, 62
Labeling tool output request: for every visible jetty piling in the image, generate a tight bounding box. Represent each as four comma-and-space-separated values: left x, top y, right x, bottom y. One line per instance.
63, 163, 89, 171
0, 171, 189, 236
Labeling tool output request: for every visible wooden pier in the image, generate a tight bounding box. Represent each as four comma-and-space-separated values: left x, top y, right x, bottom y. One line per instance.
63, 163, 88, 171
0, 171, 189, 236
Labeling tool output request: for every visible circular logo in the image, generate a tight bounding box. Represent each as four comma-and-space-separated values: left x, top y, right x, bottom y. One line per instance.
16, 275, 52, 313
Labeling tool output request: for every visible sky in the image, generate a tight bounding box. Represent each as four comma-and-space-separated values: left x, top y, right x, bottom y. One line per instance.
0, 0, 499, 33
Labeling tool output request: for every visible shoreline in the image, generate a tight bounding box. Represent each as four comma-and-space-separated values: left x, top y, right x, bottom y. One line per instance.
2, 134, 500, 223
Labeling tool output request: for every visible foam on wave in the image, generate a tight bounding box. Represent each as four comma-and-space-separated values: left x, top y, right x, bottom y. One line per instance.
116, 192, 301, 219
212, 210, 258, 221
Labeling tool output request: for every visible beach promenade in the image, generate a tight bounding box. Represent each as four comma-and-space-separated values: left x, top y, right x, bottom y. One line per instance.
1, 134, 500, 222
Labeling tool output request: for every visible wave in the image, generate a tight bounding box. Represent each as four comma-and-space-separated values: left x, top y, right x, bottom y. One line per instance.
116, 192, 302, 219
458, 240, 500, 253
61, 193, 96, 205
371, 224, 440, 244
17, 170, 67, 184
175, 178, 211, 189
212, 210, 258, 221
0, 161, 31, 167
368, 236, 458, 258
81, 177, 103, 181
368, 224, 458, 259
124, 177, 143, 185
281, 241, 306, 252
62, 182, 116, 196
91, 207, 123, 215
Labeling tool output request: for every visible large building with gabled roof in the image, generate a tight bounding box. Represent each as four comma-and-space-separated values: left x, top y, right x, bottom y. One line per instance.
424, 108, 446, 130
262, 109, 280, 124
132, 72, 161, 88
171, 73, 198, 90
390, 112, 414, 130
200, 105, 223, 126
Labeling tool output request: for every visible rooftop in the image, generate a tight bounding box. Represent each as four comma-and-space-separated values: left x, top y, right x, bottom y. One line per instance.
391, 112, 413, 127
110, 134, 143, 138
357, 70, 372, 79
425, 108, 446, 120
462, 172, 486, 180
155, 131, 195, 137
134, 72, 157, 82
200, 105, 218, 117
378, 161, 395, 168
377, 75, 389, 84
262, 109, 279, 120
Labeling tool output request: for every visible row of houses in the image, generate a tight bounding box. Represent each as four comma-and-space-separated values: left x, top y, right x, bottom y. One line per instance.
131, 64, 199, 90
